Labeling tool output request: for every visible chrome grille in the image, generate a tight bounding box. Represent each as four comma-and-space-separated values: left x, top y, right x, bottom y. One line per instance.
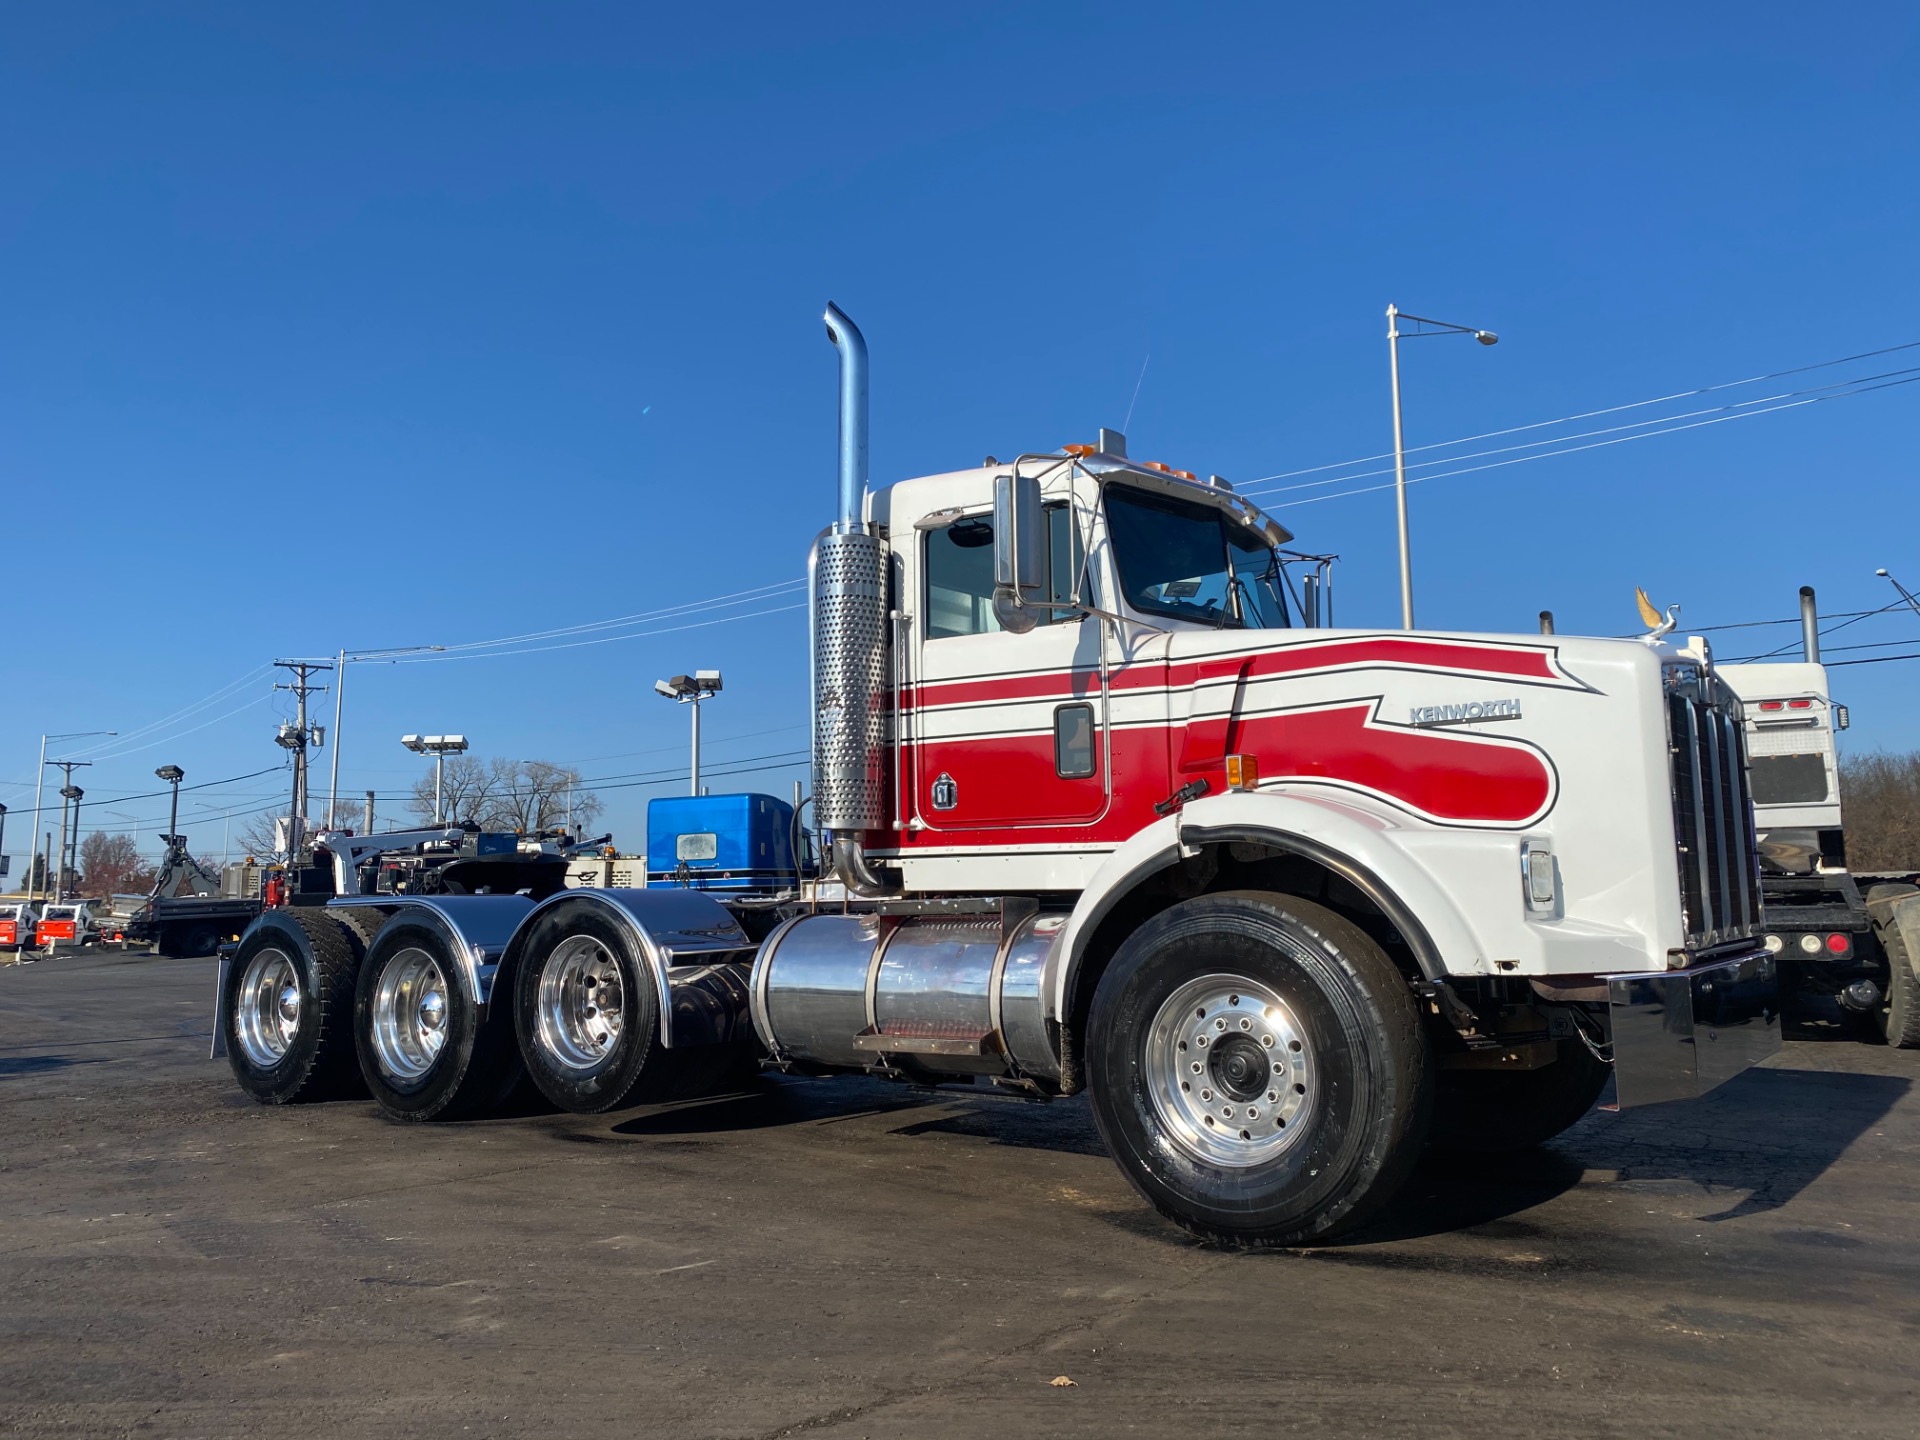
1665, 664, 1762, 950
812, 529, 889, 830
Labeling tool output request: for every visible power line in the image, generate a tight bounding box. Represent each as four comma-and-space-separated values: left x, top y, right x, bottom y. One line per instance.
1257, 371, 1920, 510
1826, 652, 1920, 668
400, 578, 806, 661
385, 599, 807, 665
72, 665, 273, 759
1241, 364, 1920, 501
1239, 336, 1920, 486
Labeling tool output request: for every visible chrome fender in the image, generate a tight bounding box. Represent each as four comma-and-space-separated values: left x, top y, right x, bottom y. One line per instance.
329, 894, 537, 1010
496, 888, 755, 1048
1050, 789, 1485, 1022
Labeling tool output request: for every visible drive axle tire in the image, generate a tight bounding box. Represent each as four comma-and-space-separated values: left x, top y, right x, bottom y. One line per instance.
1427, 1039, 1611, 1155
1086, 891, 1432, 1248
1875, 922, 1920, 1050
512, 904, 731, 1113
223, 910, 367, 1104
354, 919, 519, 1121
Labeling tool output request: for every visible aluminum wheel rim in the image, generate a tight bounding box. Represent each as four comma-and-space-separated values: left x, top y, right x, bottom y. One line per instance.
370, 947, 451, 1082
235, 946, 302, 1068
535, 935, 626, 1072
1143, 973, 1316, 1169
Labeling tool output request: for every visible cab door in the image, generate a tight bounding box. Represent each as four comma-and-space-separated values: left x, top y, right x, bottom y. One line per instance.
909, 499, 1111, 832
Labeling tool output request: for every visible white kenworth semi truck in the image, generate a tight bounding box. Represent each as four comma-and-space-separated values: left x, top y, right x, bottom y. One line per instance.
214, 305, 1779, 1246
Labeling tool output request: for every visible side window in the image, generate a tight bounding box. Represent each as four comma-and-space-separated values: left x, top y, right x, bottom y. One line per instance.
925, 503, 1081, 640
925, 515, 999, 638
1054, 703, 1096, 778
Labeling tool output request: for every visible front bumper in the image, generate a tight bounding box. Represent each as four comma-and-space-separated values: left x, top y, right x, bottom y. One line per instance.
1606, 948, 1780, 1109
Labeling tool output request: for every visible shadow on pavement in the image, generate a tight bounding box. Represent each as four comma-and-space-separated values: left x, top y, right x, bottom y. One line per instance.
1574, 1063, 1911, 1220
0, 1054, 90, 1079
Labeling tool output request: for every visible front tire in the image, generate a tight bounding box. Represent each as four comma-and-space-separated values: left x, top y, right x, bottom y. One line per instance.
223, 910, 366, 1104
1087, 891, 1431, 1247
354, 920, 518, 1120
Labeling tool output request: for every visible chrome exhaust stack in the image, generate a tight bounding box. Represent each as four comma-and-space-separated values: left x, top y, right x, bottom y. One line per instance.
813, 304, 892, 893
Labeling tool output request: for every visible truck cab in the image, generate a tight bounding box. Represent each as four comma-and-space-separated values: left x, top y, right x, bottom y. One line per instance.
1718, 661, 1845, 874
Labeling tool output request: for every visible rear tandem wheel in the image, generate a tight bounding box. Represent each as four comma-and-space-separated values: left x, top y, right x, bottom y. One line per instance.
221, 909, 368, 1104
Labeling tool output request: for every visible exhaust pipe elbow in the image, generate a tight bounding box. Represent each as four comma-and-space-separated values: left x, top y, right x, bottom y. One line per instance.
824, 303, 870, 534
830, 832, 894, 898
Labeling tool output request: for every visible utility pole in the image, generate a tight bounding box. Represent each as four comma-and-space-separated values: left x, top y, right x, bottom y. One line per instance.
273, 659, 333, 863
47, 760, 91, 901
364, 790, 376, 834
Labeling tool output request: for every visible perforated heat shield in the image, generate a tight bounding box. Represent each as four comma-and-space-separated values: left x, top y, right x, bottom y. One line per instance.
812, 529, 889, 831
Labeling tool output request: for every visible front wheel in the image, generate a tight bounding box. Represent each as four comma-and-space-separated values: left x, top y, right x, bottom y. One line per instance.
1087, 891, 1431, 1247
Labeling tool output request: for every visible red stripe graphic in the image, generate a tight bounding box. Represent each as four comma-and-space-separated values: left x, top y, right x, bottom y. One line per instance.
907, 636, 1566, 711
1232, 702, 1553, 827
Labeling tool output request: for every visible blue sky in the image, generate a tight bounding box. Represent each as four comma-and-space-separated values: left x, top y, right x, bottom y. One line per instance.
3, 3, 1917, 864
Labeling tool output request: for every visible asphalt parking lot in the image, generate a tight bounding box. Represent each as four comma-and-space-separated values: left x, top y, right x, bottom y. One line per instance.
2, 950, 1917, 1439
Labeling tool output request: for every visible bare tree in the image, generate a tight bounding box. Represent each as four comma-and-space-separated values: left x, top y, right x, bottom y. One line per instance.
405, 753, 502, 827
493, 759, 603, 835
1839, 751, 1920, 871
80, 832, 157, 898
404, 756, 601, 835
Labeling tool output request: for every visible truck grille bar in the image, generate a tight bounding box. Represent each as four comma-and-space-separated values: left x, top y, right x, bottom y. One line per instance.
1665, 664, 1762, 950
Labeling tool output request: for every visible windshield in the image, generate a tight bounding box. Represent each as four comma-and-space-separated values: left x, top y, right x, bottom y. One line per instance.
1105, 485, 1290, 628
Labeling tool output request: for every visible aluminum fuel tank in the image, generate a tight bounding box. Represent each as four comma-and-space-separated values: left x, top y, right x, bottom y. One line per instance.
749, 910, 1062, 1081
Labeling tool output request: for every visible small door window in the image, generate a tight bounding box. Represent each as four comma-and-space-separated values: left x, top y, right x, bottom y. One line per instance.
1055, 703, 1096, 778
925, 503, 1084, 639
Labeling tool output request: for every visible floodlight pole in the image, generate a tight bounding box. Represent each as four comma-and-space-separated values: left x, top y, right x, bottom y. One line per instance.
1386, 304, 1499, 630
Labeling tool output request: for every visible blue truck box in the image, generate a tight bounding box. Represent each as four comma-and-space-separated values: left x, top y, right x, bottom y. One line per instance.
646, 792, 804, 891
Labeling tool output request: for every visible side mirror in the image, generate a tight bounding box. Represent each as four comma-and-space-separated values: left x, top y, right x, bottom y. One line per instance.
992, 471, 1044, 634
1835, 704, 1849, 731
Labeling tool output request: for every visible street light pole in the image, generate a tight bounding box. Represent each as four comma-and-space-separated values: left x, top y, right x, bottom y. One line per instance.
1387, 305, 1412, 630
1385, 304, 1499, 630
654, 671, 723, 796
156, 766, 185, 846
328, 646, 345, 828
401, 735, 469, 825
26, 730, 114, 905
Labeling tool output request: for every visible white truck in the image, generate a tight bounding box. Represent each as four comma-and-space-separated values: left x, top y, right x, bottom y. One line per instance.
213, 305, 1779, 1247
1722, 588, 1920, 1046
